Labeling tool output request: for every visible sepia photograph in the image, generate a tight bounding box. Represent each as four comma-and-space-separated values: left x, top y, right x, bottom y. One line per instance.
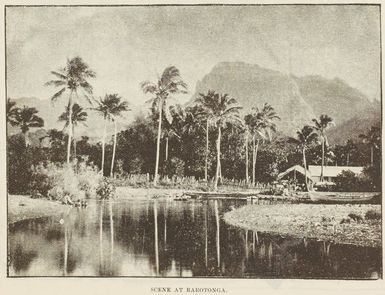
5, 3, 382, 280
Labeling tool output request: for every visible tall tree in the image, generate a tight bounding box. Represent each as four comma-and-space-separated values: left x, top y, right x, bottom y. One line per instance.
289, 125, 318, 191
46, 56, 96, 164
58, 103, 88, 158
163, 104, 185, 162
93, 94, 129, 176
359, 126, 381, 166
243, 116, 252, 184
344, 139, 356, 166
198, 91, 242, 190
6, 98, 19, 127
245, 103, 280, 186
312, 115, 334, 182
140, 66, 188, 185
195, 91, 218, 181
13, 106, 44, 146
108, 95, 130, 177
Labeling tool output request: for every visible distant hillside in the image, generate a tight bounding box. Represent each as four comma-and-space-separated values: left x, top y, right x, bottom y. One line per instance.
327, 101, 381, 145
191, 61, 377, 140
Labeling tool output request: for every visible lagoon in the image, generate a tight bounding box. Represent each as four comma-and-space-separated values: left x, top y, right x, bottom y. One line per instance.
8, 198, 381, 278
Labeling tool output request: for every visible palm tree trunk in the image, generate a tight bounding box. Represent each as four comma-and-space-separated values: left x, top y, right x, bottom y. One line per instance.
214, 127, 221, 190
154, 101, 163, 186
245, 133, 249, 184
101, 119, 107, 175
252, 135, 255, 186
66, 92, 74, 165
110, 120, 117, 178
303, 147, 309, 191
165, 137, 169, 161
219, 159, 222, 184
321, 137, 325, 182
23, 130, 29, 148
347, 153, 350, 166
73, 125, 76, 159
255, 139, 260, 185
205, 120, 209, 182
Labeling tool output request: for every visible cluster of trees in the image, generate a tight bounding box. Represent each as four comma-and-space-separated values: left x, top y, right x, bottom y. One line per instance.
6, 56, 382, 192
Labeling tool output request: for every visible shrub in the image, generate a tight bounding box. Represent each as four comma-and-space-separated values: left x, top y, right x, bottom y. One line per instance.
334, 170, 373, 192
365, 210, 381, 220
77, 161, 102, 198
29, 160, 102, 201
96, 177, 116, 199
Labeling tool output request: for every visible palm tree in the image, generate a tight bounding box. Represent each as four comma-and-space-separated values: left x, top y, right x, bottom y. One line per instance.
359, 126, 381, 166
93, 94, 129, 175
245, 103, 280, 186
195, 91, 217, 182
243, 117, 252, 184
163, 104, 185, 162
140, 66, 188, 185
108, 95, 130, 177
58, 103, 88, 158
46, 56, 96, 164
344, 139, 356, 166
13, 106, 44, 146
198, 92, 242, 190
312, 115, 334, 182
7, 98, 19, 127
289, 125, 318, 191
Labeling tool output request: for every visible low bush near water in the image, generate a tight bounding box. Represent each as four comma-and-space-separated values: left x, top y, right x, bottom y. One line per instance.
29, 160, 103, 201
334, 170, 374, 192
96, 177, 117, 199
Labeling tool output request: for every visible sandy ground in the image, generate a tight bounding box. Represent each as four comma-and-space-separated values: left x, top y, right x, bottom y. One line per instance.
8, 195, 69, 224
224, 204, 382, 248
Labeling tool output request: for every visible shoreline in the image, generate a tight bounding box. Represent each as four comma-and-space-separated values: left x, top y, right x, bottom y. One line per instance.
8, 195, 69, 225
223, 204, 381, 248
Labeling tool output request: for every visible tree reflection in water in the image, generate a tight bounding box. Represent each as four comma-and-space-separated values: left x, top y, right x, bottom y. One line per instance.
7, 199, 382, 278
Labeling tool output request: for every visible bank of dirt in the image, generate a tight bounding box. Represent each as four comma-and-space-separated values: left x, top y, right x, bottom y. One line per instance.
8, 195, 69, 224
224, 204, 381, 248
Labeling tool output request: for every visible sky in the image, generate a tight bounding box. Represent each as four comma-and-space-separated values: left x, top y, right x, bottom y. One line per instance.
6, 5, 381, 107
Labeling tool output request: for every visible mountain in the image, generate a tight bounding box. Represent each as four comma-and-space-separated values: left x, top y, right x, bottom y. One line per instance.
191, 62, 378, 141
327, 101, 381, 145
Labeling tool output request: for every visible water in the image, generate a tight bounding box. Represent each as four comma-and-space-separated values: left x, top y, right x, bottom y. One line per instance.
8, 199, 382, 278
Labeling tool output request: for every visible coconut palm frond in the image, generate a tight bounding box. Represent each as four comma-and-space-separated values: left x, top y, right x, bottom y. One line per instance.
45, 80, 67, 87
50, 70, 67, 80
50, 87, 66, 101
140, 81, 158, 94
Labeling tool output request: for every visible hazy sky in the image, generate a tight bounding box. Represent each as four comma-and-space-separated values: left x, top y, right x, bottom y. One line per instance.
6, 5, 381, 106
